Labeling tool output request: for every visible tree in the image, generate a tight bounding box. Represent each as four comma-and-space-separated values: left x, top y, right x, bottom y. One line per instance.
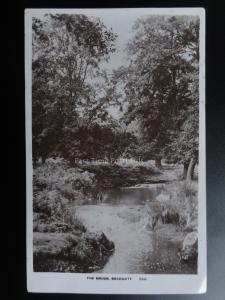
120, 16, 199, 175
32, 14, 117, 163
165, 18, 200, 179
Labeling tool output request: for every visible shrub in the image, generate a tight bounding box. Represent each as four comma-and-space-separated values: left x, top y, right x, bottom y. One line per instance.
33, 189, 86, 233
33, 157, 95, 233
156, 181, 198, 230
34, 157, 96, 192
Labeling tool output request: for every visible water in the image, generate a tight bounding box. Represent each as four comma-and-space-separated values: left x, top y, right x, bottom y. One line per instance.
102, 185, 164, 205
75, 184, 196, 274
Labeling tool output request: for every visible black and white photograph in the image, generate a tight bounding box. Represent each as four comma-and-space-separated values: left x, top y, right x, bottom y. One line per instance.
25, 8, 206, 294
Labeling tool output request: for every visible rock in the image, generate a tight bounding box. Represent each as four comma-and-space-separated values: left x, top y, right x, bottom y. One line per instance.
180, 231, 198, 262
85, 232, 114, 251
99, 232, 115, 251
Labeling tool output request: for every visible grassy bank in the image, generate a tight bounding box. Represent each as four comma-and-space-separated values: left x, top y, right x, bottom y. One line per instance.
160, 180, 198, 232
146, 180, 198, 265
33, 158, 114, 272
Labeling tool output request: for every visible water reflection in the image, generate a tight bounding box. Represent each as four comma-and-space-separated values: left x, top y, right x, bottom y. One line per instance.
102, 185, 164, 205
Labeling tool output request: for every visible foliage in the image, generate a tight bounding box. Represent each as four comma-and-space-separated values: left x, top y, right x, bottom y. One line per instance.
119, 16, 199, 165
34, 157, 95, 190
33, 158, 96, 233
32, 14, 117, 162
32, 14, 200, 179
116, 158, 157, 171
158, 181, 198, 230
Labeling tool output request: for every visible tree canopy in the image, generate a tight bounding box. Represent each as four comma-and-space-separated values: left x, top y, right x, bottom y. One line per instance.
32, 14, 119, 162
32, 14, 200, 179
117, 16, 199, 173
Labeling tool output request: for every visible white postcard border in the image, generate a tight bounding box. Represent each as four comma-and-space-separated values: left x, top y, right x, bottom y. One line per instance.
25, 7, 206, 294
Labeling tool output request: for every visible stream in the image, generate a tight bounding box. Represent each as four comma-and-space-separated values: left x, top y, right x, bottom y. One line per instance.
75, 184, 196, 274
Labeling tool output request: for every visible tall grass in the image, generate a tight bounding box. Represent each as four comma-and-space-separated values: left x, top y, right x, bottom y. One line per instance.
156, 181, 198, 231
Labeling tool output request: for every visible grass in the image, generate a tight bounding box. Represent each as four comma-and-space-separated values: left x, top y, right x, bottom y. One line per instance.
155, 180, 198, 231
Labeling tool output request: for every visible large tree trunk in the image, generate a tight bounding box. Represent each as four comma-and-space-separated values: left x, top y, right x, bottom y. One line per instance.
155, 157, 162, 169
183, 161, 189, 180
191, 160, 197, 180
186, 158, 197, 182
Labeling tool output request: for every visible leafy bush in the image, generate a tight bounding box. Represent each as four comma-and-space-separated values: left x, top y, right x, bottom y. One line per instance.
33, 157, 96, 233
34, 158, 96, 192
33, 189, 86, 233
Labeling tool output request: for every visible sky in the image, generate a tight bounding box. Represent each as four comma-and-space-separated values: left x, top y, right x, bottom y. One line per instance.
32, 9, 145, 73
93, 11, 138, 72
